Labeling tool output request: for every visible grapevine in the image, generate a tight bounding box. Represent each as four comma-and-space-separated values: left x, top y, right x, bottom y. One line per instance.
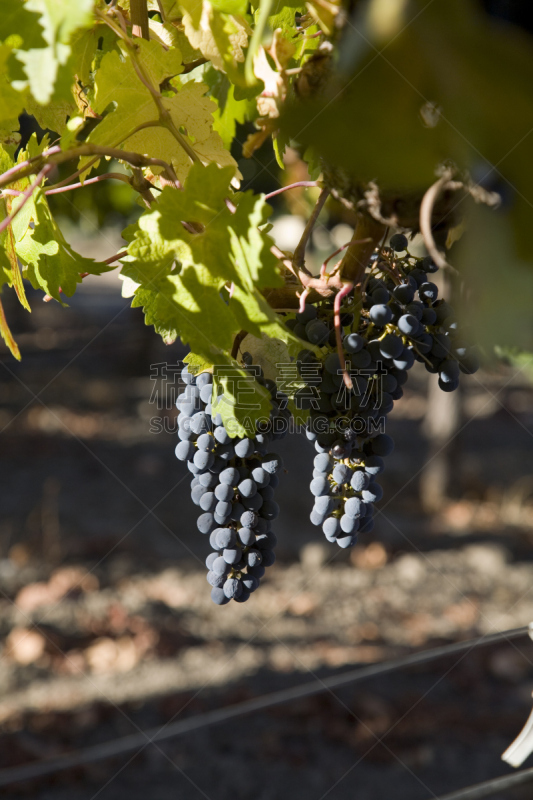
2, 2, 533, 797
175, 231, 479, 601
0, 0, 530, 609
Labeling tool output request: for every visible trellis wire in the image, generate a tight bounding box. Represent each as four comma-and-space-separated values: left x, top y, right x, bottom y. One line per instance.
0, 625, 529, 787
430, 763, 533, 800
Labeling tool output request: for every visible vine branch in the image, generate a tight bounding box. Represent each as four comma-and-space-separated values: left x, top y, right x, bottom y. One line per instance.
292, 186, 330, 273
419, 171, 462, 273
44, 172, 131, 195
338, 214, 386, 284
0, 144, 178, 191
130, 0, 150, 40
264, 181, 319, 200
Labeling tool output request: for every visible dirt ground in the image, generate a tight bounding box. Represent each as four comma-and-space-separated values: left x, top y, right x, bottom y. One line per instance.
1, 276, 533, 800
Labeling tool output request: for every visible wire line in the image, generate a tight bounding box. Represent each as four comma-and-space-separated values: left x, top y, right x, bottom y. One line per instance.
0, 625, 529, 787
429, 764, 533, 800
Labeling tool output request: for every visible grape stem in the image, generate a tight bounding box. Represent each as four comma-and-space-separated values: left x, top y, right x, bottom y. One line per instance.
44, 172, 131, 195
103, 251, 128, 265
264, 181, 319, 200
297, 286, 311, 314
334, 282, 354, 389
231, 330, 249, 360
320, 242, 350, 278
0, 144, 178, 191
292, 186, 330, 274
419, 171, 461, 273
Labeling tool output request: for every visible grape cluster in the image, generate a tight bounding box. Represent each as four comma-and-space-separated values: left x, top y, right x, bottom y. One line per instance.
175, 364, 286, 604
287, 233, 479, 548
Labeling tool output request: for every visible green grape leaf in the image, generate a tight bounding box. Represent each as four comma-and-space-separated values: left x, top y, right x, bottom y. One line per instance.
14, 0, 95, 105
455, 203, 533, 354
149, 18, 202, 64
15, 189, 111, 302
273, 129, 290, 168
129, 260, 237, 349
122, 163, 310, 432
268, 4, 305, 38
0, 3, 47, 49
281, 0, 533, 257
183, 351, 214, 374
210, 0, 248, 15
184, 349, 273, 438
72, 25, 103, 86
0, 144, 33, 311
82, 39, 237, 181
302, 145, 322, 180
212, 362, 272, 438
126, 163, 246, 283
123, 162, 309, 355
24, 94, 75, 136
0, 44, 26, 141
178, 0, 250, 83
203, 66, 256, 149
229, 189, 281, 288
0, 297, 20, 360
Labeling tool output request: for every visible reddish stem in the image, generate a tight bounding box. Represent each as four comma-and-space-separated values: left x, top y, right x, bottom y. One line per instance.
264, 181, 319, 201
334, 282, 354, 390
0, 146, 60, 187
102, 251, 127, 265
297, 286, 310, 314
45, 172, 131, 195
320, 242, 350, 279
0, 166, 51, 235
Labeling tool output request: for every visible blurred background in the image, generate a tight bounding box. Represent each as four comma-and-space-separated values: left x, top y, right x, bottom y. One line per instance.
2, 1, 533, 798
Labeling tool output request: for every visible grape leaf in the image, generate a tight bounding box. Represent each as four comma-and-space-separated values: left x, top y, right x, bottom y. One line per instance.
212, 362, 273, 438
126, 163, 246, 284
0, 2, 47, 50
0, 144, 31, 311
184, 350, 274, 439
149, 18, 202, 64
281, 0, 533, 257
25, 94, 75, 135
178, 0, 250, 82
268, 3, 305, 38
129, 260, 237, 351
82, 39, 237, 181
0, 144, 27, 358
239, 330, 309, 425
14, 188, 111, 302
0, 44, 26, 141
124, 161, 307, 338
14, 0, 95, 105
0, 297, 20, 360
203, 66, 256, 149
183, 351, 214, 374
455, 203, 533, 354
